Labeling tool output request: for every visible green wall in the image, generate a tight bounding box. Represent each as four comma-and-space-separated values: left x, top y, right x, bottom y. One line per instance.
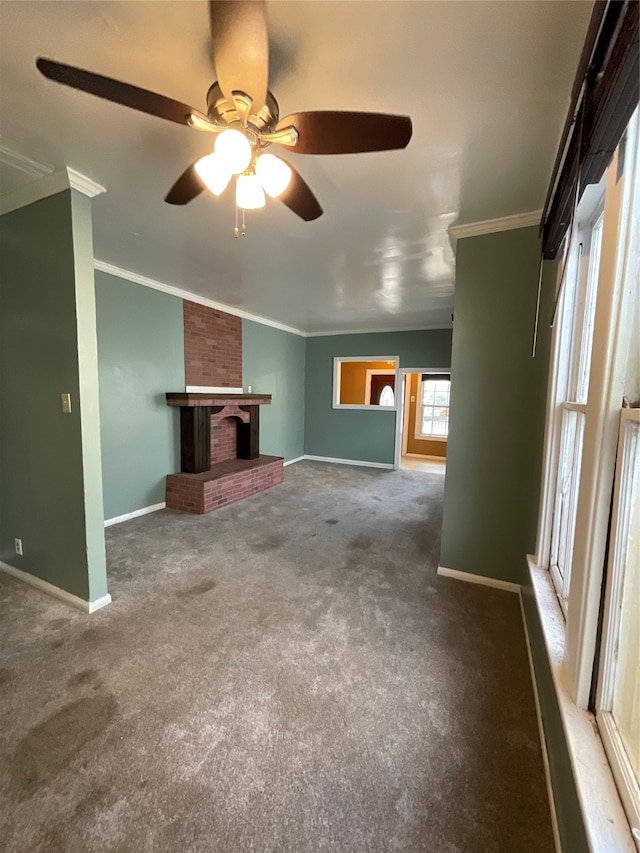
0, 190, 107, 602
440, 226, 551, 584
95, 272, 184, 520
243, 320, 306, 462
304, 330, 452, 464
438, 226, 587, 844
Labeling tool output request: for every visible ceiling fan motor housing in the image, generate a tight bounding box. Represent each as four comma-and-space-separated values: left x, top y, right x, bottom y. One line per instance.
206, 82, 279, 136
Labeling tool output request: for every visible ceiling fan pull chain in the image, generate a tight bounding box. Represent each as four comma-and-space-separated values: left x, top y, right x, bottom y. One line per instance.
241, 208, 247, 237
234, 200, 240, 239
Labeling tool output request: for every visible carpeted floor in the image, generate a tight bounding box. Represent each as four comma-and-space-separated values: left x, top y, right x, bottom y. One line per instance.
0, 461, 553, 852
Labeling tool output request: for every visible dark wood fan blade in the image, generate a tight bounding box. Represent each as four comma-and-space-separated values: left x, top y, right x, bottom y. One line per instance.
275, 111, 413, 155
209, 1, 268, 113
279, 161, 323, 221
165, 164, 206, 205
36, 58, 202, 126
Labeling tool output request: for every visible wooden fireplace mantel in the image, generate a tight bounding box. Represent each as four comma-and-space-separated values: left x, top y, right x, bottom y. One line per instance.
166, 392, 272, 475
166, 393, 272, 408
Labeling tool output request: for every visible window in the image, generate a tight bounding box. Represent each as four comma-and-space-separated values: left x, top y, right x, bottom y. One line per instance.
416, 375, 450, 439
548, 206, 604, 614
596, 410, 640, 836
333, 357, 398, 410
534, 108, 640, 844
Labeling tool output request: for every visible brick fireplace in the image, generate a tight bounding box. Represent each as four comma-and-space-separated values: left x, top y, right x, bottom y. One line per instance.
164, 300, 284, 514
166, 300, 283, 514
165, 393, 283, 514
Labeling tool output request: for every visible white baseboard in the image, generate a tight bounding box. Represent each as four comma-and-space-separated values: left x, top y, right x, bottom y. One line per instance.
0, 560, 111, 613
519, 592, 561, 852
88, 594, 112, 613
284, 456, 305, 467
104, 502, 165, 527
403, 453, 446, 461
303, 454, 394, 470
436, 565, 521, 594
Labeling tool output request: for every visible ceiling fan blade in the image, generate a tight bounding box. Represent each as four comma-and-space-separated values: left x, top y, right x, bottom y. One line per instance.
209, 1, 268, 116
275, 111, 413, 155
165, 164, 206, 205
279, 162, 323, 221
36, 58, 205, 126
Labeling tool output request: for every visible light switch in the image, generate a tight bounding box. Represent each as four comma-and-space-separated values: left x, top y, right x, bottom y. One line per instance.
61, 393, 72, 414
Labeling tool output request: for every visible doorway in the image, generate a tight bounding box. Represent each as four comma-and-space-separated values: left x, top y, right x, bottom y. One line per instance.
394, 368, 450, 473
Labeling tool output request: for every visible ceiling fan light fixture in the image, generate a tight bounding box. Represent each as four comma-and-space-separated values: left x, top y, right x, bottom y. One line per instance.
236, 172, 265, 210
194, 153, 231, 196
214, 128, 252, 175
255, 153, 292, 198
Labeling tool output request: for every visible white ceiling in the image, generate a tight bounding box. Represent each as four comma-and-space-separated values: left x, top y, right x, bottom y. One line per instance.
0, 1, 591, 333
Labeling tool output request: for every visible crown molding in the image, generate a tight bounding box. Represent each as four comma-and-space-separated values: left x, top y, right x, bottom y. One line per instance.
306, 323, 452, 337
93, 260, 308, 338
0, 167, 106, 217
449, 209, 542, 240
0, 144, 54, 180
67, 168, 106, 198
94, 260, 454, 339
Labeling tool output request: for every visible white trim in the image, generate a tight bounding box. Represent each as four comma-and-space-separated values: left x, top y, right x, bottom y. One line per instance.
283, 456, 304, 467
449, 209, 542, 240
528, 556, 636, 852
436, 565, 521, 594
94, 260, 307, 337
595, 409, 640, 835
565, 116, 640, 706
185, 385, 244, 394
0, 144, 54, 179
403, 453, 446, 462
303, 454, 394, 470
333, 355, 399, 411
92, 263, 455, 340
364, 368, 396, 405
67, 168, 106, 198
88, 595, 112, 614
393, 367, 451, 470
0, 561, 111, 613
306, 323, 452, 337
104, 502, 165, 527
519, 592, 562, 852
414, 372, 451, 441
0, 167, 105, 217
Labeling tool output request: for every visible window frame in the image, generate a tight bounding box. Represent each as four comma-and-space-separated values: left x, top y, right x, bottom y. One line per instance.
532, 108, 640, 848
414, 374, 451, 441
595, 408, 640, 837
332, 356, 399, 411
547, 200, 604, 613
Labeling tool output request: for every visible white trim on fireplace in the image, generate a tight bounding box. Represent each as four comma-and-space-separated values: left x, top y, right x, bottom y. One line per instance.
185, 385, 244, 394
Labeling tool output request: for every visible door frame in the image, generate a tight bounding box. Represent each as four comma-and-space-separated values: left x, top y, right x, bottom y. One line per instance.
393, 367, 451, 470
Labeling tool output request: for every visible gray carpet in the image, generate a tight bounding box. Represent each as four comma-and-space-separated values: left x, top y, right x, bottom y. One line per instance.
0, 461, 553, 852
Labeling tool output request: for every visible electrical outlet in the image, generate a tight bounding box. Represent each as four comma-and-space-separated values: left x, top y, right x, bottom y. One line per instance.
14, 538, 23, 556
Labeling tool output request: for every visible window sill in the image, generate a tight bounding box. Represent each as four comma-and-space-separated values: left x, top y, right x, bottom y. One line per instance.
413, 435, 448, 442
527, 556, 636, 852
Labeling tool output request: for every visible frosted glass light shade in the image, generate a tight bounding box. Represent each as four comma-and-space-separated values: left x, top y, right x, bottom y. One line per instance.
236, 173, 265, 209
214, 128, 252, 175
194, 153, 231, 196
255, 153, 292, 198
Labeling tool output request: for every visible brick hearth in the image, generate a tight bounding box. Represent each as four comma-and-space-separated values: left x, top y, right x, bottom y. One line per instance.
166, 455, 283, 515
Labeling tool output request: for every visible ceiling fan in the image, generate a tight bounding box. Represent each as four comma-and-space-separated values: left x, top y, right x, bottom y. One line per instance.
36, 0, 412, 232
